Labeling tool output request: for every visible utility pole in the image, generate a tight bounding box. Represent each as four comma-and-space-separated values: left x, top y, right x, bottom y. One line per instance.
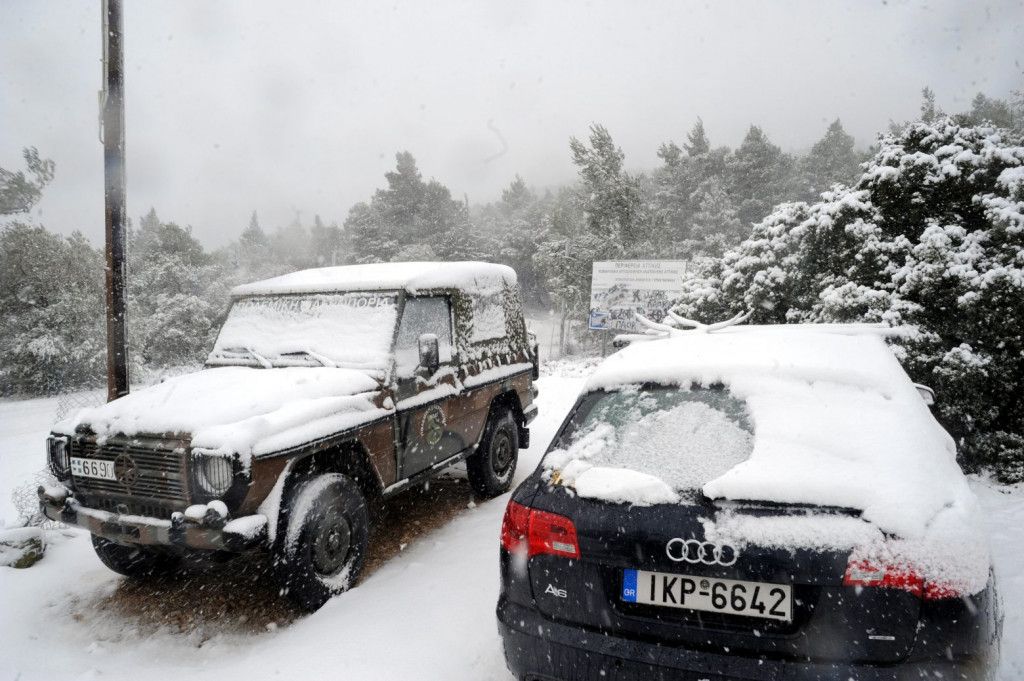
101, 0, 129, 401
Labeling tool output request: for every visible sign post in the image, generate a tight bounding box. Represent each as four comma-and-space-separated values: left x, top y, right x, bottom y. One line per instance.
588, 261, 689, 336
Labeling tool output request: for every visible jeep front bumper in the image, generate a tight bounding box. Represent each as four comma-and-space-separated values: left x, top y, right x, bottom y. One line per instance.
38, 484, 268, 553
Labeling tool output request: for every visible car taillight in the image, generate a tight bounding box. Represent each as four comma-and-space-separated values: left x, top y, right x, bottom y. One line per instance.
501, 500, 580, 559
843, 559, 959, 600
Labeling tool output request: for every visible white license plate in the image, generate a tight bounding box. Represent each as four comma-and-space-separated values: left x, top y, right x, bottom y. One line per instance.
70, 457, 117, 481
622, 569, 793, 622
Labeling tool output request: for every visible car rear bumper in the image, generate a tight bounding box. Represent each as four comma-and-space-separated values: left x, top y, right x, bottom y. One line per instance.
38, 484, 267, 552
497, 597, 990, 681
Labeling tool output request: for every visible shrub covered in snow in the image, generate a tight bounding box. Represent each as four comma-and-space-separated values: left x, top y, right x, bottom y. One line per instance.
675, 119, 1024, 481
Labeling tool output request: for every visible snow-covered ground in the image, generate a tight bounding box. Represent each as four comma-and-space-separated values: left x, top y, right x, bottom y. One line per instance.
1, 366, 1023, 680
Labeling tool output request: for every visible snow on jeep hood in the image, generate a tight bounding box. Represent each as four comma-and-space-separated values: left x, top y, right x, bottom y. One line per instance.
55, 367, 389, 462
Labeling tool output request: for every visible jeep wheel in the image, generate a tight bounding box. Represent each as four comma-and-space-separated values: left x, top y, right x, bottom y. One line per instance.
467, 410, 519, 498
274, 473, 369, 612
90, 534, 180, 578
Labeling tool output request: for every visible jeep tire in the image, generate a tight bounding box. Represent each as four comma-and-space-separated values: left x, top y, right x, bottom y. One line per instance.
91, 534, 180, 578
274, 473, 369, 612
467, 409, 519, 498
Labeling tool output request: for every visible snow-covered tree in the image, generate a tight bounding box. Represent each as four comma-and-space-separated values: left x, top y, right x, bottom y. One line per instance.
727, 125, 796, 227
0, 147, 54, 216
960, 92, 1017, 130
128, 211, 225, 369
798, 119, 863, 200
688, 179, 746, 257
344, 151, 471, 263
0, 223, 105, 393
569, 124, 645, 246
676, 119, 1024, 480
684, 118, 711, 157
651, 120, 733, 256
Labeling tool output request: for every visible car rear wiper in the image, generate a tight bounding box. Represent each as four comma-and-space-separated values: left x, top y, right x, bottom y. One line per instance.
712, 497, 863, 517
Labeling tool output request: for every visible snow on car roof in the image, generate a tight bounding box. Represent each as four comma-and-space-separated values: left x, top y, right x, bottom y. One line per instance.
573, 329, 977, 531
587, 327, 920, 399
231, 261, 516, 297
552, 326, 989, 592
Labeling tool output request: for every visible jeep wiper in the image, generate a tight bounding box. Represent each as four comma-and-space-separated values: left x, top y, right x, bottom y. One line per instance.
222, 346, 273, 369
280, 350, 336, 367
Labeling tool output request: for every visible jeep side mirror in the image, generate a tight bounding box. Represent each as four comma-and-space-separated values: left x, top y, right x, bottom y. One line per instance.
914, 383, 935, 407
418, 333, 440, 373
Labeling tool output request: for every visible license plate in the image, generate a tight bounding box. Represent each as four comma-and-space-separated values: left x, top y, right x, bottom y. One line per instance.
622, 569, 793, 622
70, 457, 117, 481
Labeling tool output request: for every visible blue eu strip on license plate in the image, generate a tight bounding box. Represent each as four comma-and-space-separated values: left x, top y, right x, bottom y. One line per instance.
621, 568, 639, 602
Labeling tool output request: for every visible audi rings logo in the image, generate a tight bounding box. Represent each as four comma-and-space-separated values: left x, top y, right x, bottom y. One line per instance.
666, 538, 739, 566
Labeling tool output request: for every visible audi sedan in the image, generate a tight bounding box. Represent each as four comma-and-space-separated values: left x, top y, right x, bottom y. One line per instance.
497, 328, 1001, 681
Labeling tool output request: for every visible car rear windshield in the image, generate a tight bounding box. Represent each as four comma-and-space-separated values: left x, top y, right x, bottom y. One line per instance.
548, 385, 754, 492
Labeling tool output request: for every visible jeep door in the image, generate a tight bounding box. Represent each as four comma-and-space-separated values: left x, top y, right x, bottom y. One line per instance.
393, 295, 465, 478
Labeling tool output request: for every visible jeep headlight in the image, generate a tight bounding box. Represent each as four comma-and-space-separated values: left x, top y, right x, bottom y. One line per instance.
192, 454, 235, 498
48, 436, 70, 479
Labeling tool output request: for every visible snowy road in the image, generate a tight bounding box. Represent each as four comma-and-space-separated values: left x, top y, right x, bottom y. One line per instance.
1, 368, 1022, 681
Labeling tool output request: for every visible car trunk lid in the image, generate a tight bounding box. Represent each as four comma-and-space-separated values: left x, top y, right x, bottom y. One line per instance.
524, 488, 922, 665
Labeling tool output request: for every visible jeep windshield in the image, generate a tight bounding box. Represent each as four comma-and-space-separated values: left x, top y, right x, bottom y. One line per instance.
207, 291, 399, 371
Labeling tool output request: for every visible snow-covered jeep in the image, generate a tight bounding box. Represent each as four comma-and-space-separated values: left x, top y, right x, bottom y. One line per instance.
40, 261, 538, 610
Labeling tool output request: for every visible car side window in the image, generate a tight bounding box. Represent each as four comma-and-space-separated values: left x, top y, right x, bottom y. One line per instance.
394, 296, 453, 378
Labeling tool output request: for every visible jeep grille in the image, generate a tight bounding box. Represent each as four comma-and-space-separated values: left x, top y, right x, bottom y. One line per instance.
69, 437, 190, 518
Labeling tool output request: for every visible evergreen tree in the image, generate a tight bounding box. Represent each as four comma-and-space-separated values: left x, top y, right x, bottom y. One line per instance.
684, 118, 711, 156
920, 86, 940, 123
127, 210, 222, 369
727, 125, 795, 226
309, 214, 344, 266
0, 147, 55, 216
959, 92, 1016, 129
0, 223, 105, 393
677, 119, 1024, 481
344, 151, 470, 263
798, 119, 862, 199
688, 179, 746, 257
656, 142, 682, 169
569, 124, 645, 245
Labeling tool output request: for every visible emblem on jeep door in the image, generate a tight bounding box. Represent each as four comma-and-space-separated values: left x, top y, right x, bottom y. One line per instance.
113, 452, 139, 491
421, 405, 446, 446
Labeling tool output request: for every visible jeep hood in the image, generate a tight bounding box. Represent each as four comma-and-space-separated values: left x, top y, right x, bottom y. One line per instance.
56, 366, 391, 462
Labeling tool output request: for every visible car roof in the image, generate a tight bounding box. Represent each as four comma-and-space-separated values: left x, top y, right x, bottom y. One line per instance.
232, 261, 516, 298
586, 327, 920, 401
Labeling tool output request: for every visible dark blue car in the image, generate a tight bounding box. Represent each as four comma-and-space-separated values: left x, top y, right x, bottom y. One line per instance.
497, 328, 1001, 680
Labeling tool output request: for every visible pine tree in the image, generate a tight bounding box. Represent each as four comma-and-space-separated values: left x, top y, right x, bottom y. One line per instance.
684, 118, 710, 156
569, 124, 645, 245
0, 223, 105, 393
920, 87, 940, 123
960, 93, 1016, 129
727, 125, 794, 227
799, 119, 861, 199
344, 151, 469, 263
677, 119, 1024, 481
688, 179, 746, 257
656, 142, 682, 169
0, 147, 55, 216
240, 210, 267, 248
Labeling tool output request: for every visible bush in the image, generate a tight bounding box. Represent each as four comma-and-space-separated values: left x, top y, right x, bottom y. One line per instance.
675, 119, 1024, 481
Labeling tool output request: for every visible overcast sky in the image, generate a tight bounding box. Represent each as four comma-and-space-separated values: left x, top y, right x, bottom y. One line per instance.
2, 0, 1022, 248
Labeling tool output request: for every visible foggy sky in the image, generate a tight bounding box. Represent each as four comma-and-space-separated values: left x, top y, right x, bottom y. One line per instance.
1, 0, 1022, 248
